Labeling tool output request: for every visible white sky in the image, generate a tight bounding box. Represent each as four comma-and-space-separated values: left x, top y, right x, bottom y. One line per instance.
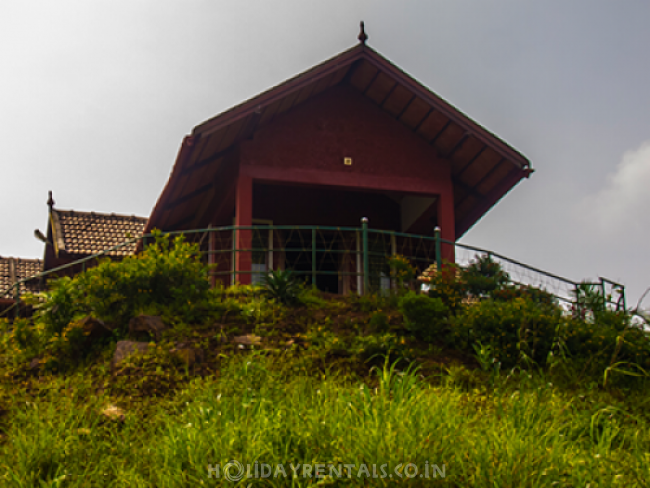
1, 1, 650, 307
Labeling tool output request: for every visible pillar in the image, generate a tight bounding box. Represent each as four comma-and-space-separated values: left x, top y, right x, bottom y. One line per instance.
438, 191, 455, 264
235, 173, 253, 285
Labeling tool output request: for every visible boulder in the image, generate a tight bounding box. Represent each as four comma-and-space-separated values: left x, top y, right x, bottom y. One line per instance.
233, 334, 262, 346
170, 342, 205, 367
111, 340, 150, 370
100, 404, 125, 422
79, 315, 114, 337
171, 348, 197, 367
29, 358, 41, 372
128, 315, 166, 341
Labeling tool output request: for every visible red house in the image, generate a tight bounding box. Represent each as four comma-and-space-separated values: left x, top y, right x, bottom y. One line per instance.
145, 26, 532, 293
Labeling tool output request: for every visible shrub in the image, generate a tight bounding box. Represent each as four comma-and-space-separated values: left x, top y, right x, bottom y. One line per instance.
21, 232, 212, 367
463, 254, 510, 297
26, 276, 83, 337
262, 269, 303, 306
398, 292, 449, 341
30, 232, 211, 332
491, 284, 558, 309
387, 254, 416, 292
76, 232, 211, 325
558, 313, 650, 373
350, 333, 403, 362
450, 297, 561, 368
368, 311, 390, 333
426, 262, 467, 313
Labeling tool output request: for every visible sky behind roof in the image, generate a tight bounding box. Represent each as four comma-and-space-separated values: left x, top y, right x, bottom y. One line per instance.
1, 1, 649, 306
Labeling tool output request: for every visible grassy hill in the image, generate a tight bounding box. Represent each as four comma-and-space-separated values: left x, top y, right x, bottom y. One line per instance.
0, 234, 648, 487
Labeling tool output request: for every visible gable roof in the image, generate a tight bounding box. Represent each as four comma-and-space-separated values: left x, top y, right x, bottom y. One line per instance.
0, 256, 43, 297
146, 41, 532, 237
50, 208, 147, 257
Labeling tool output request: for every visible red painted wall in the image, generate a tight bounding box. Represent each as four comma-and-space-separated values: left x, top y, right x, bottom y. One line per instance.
240, 84, 453, 196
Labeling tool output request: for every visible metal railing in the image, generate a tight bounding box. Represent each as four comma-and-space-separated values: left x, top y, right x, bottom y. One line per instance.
0, 220, 626, 320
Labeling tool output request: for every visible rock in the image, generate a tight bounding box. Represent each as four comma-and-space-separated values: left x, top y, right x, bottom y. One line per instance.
111, 340, 150, 370
78, 315, 114, 339
128, 315, 166, 341
233, 334, 262, 346
101, 404, 125, 422
171, 348, 196, 367
170, 343, 205, 367
29, 358, 41, 372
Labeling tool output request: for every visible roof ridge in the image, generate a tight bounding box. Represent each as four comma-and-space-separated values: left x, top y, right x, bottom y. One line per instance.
0, 256, 43, 263
53, 207, 148, 222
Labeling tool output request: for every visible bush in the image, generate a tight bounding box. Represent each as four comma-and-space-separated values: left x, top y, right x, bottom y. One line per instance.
559, 313, 650, 372
387, 254, 416, 292
368, 311, 390, 333
262, 269, 303, 306
399, 292, 449, 341
22, 232, 212, 366
492, 284, 558, 308
76, 232, 211, 325
425, 262, 467, 313
27, 276, 83, 337
463, 254, 510, 297
30, 232, 211, 330
450, 297, 561, 368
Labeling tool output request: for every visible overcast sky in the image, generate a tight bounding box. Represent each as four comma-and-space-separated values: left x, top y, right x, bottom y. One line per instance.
2, 1, 649, 307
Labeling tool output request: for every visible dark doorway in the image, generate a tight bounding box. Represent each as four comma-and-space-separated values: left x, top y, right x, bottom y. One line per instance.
283, 230, 341, 293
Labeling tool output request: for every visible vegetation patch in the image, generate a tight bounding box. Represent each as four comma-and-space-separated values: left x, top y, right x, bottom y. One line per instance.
0, 244, 649, 486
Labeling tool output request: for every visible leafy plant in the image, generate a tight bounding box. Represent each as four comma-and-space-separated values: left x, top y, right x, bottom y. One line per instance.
368, 311, 390, 333
492, 284, 558, 309
425, 261, 467, 313
387, 254, 416, 293
451, 297, 560, 368
24, 276, 83, 337
399, 291, 449, 341
262, 269, 304, 305
464, 254, 510, 297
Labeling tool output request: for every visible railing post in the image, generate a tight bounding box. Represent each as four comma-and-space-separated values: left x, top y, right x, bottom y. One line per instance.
362, 217, 369, 295
390, 232, 397, 293
573, 284, 581, 319
616, 286, 627, 312
14, 282, 20, 320
231, 227, 237, 286
311, 228, 317, 288
434, 226, 442, 270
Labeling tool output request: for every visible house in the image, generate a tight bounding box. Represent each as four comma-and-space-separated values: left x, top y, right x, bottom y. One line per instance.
0, 256, 43, 317
143, 24, 532, 293
42, 192, 148, 276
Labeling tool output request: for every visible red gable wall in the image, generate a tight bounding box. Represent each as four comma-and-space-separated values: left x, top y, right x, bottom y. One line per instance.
240, 84, 454, 204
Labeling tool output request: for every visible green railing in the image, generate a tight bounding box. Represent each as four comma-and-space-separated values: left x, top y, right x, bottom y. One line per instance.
0, 220, 626, 319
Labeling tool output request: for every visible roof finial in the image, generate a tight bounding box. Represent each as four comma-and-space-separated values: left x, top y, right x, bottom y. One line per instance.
358, 21, 368, 44
47, 190, 54, 209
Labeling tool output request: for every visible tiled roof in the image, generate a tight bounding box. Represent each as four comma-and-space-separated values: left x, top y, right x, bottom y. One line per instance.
51, 209, 147, 257
0, 256, 43, 297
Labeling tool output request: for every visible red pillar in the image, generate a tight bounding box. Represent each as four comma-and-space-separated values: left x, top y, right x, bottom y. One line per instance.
438, 191, 455, 264
235, 173, 253, 285
208, 225, 216, 288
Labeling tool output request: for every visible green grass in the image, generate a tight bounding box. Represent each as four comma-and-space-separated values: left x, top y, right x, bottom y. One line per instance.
1, 350, 649, 487
1, 280, 649, 487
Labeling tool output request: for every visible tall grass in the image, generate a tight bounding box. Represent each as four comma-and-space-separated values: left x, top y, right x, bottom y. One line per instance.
1, 353, 649, 487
